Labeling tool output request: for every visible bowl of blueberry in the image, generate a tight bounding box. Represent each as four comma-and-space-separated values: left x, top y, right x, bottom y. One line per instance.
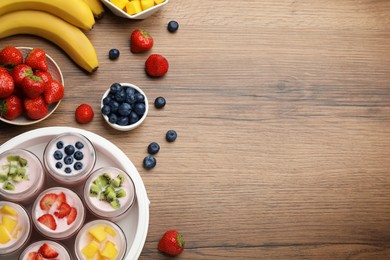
101, 83, 149, 131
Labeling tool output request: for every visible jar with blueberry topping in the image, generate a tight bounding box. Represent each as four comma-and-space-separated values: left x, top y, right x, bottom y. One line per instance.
43, 133, 96, 186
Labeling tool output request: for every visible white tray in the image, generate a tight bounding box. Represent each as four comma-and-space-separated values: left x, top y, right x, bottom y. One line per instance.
0, 127, 150, 259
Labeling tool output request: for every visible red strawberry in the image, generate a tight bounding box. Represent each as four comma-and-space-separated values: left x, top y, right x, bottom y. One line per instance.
11, 64, 33, 86
0, 71, 14, 98
27, 252, 43, 260
54, 202, 71, 219
0, 95, 23, 120
37, 214, 57, 230
0, 46, 23, 68
145, 54, 169, 77
38, 243, 59, 258
44, 79, 64, 104
158, 230, 185, 256
67, 207, 77, 225
35, 71, 52, 83
75, 103, 94, 124
24, 96, 48, 120
22, 75, 46, 99
0, 66, 8, 74
39, 193, 58, 211
55, 192, 66, 208
25, 48, 48, 71
130, 29, 154, 53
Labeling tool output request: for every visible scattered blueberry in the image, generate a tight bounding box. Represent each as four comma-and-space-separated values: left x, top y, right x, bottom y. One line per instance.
109, 48, 120, 60
75, 141, 84, 149
74, 162, 83, 171
154, 96, 166, 109
74, 151, 84, 160
167, 20, 179, 33
64, 145, 75, 155
65, 167, 72, 174
147, 142, 160, 155
56, 141, 64, 149
55, 162, 62, 169
143, 155, 157, 169
166, 130, 177, 142
53, 150, 63, 160
64, 156, 73, 165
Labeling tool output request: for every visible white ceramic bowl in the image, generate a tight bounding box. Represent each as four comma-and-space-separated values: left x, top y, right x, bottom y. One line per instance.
101, 0, 169, 19
101, 83, 148, 131
0, 47, 64, 126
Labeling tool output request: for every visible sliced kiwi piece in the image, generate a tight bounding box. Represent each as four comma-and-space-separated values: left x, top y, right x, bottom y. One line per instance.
105, 190, 117, 202
110, 198, 120, 209
102, 173, 112, 183
110, 177, 121, 188
2, 182, 15, 191
117, 173, 125, 186
116, 189, 126, 198
0, 174, 7, 183
89, 184, 100, 197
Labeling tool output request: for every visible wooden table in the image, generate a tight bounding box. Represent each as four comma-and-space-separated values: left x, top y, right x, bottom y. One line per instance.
1, 1, 390, 259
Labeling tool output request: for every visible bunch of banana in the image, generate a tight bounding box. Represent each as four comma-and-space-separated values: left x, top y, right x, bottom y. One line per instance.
0, 0, 105, 73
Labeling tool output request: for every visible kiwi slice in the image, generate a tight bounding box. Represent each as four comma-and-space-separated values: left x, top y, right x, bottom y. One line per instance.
110, 199, 120, 209
89, 184, 100, 197
116, 189, 126, 198
2, 182, 15, 191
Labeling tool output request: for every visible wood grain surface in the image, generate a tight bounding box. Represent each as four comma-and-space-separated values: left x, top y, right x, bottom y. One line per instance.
1, 1, 390, 259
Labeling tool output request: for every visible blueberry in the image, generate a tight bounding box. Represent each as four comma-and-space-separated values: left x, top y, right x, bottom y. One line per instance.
103, 96, 112, 105
75, 141, 84, 149
109, 100, 119, 113
109, 113, 118, 124
134, 102, 145, 116
74, 162, 83, 171
125, 87, 135, 97
167, 20, 179, 33
101, 105, 111, 115
117, 116, 129, 126
110, 83, 122, 94
115, 90, 126, 103
109, 48, 120, 60
74, 151, 84, 160
166, 130, 177, 142
154, 96, 166, 109
143, 155, 156, 169
135, 92, 145, 103
53, 150, 63, 160
64, 167, 72, 174
147, 142, 160, 155
118, 103, 132, 116
64, 145, 75, 155
125, 89, 137, 104
56, 141, 64, 149
55, 162, 62, 169
64, 156, 73, 165
129, 111, 139, 124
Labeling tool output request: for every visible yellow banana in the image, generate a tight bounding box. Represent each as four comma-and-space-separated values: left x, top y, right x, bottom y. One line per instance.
0, 0, 95, 31
82, 0, 105, 19
0, 10, 99, 73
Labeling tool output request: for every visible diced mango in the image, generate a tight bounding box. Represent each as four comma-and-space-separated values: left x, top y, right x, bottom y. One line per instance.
111, 0, 128, 10
104, 225, 116, 237
154, 0, 165, 4
81, 240, 100, 259
0, 225, 11, 244
100, 241, 118, 259
126, 0, 142, 15
1, 205, 18, 216
88, 225, 107, 242
140, 0, 154, 10
2, 215, 18, 233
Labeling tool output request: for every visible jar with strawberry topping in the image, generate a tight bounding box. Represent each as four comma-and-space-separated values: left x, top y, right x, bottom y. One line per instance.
19, 240, 71, 260
31, 187, 85, 240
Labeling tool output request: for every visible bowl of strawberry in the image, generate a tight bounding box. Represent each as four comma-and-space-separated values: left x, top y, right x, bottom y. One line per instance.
101, 83, 149, 131
0, 46, 64, 125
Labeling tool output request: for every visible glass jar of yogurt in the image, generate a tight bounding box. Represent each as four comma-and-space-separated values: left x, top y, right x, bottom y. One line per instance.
19, 240, 71, 260
0, 201, 32, 256
43, 132, 96, 186
74, 219, 127, 260
0, 149, 45, 204
83, 166, 135, 221
32, 187, 85, 240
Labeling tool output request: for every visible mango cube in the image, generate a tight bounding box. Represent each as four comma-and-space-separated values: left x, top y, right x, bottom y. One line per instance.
2, 215, 18, 233
104, 225, 116, 237
126, 0, 142, 15
141, 0, 154, 10
111, 0, 128, 10
1, 205, 18, 216
88, 225, 107, 242
0, 225, 11, 244
81, 240, 100, 259
154, 0, 165, 4
100, 241, 118, 259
